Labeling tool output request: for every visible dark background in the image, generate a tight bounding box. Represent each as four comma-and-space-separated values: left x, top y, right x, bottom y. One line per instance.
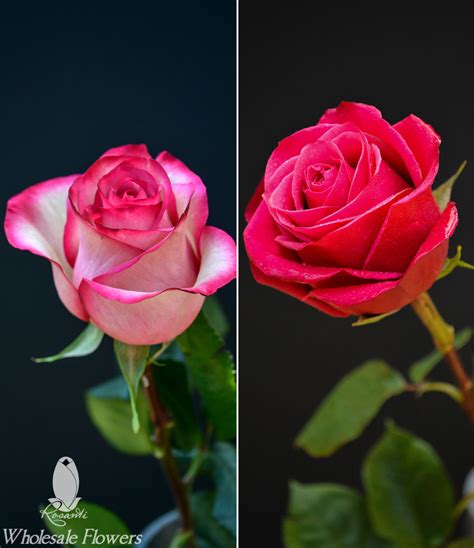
0, 1, 235, 536
240, 2, 474, 546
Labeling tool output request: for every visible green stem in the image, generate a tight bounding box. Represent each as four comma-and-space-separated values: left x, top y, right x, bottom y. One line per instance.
142, 351, 197, 548
411, 292, 474, 424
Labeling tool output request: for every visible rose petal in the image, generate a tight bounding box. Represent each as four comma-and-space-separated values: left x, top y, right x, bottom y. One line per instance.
96, 204, 162, 231
320, 102, 423, 185
91, 229, 198, 293
364, 180, 441, 272
244, 201, 340, 283
265, 125, 332, 182
80, 281, 205, 345
191, 226, 237, 295
311, 203, 458, 315
394, 114, 440, 182
4, 174, 88, 320
100, 144, 152, 159
250, 262, 348, 318
157, 151, 208, 238
5, 174, 78, 269
64, 199, 81, 266
52, 263, 89, 321
291, 190, 410, 265
72, 213, 140, 287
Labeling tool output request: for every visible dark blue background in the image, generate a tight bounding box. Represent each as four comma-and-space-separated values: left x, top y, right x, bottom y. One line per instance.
0, 1, 235, 536
240, 2, 474, 546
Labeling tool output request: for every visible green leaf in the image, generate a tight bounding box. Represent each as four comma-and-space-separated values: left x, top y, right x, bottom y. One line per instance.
438, 245, 474, 280
363, 422, 455, 548
447, 540, 474, 548
34, 323, 104, 363
41, 500, 132, 547
211, 443, 236, 535
113, 341, 149, 434
283, 482, 391, 548
191, 492, 235, 548
433, 161, 467, 212
153, 360, 201, 451
177, 312, 236, 440
296, 361, 406, 457
409, 327, 472, 383
203, 296, 230, 339
352, 311, 399, 327
86, 376, 153, 455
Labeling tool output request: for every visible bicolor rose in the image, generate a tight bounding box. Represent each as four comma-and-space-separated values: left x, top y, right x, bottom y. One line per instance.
244, 102, 457, 317
5, 145, 236, 344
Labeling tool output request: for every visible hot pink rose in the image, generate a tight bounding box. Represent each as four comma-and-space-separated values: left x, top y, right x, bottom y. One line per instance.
244, 102, 458, 317
5, 145, 236, 344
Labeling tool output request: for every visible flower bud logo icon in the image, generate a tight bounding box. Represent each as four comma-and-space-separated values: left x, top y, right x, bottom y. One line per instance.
48, 457, 81, 511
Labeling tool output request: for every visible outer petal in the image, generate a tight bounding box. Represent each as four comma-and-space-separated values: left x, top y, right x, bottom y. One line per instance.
394, 114, 440, 180
250, 262, 348, 318
312, 203, 458, 315
364, 182, 441, 272
5, 175, 78, 267
192, 226, 236, 295
80, 282, 205, 345
157, 151, 208, 238
4, 174, 88, 321
52, 263, 89, 321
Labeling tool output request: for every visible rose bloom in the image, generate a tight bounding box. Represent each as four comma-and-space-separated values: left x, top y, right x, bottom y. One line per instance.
244, 102, 457, 317
5, 145, 236, 344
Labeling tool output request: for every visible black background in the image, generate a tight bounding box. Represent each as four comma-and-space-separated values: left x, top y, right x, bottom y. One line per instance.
240, 2, 474, 546
0, 1, 235, 537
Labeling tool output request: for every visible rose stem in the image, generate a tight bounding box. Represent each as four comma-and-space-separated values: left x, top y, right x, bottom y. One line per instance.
142, 364, 197, 548
411, 292, 474, 424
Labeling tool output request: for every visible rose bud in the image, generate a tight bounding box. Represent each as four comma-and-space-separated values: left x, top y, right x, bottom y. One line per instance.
244, 102, 458, 317
5, 145, 236, 344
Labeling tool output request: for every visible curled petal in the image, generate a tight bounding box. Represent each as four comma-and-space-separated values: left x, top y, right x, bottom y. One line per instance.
192, 226, 237, 295
4, 175, 87, 321
5, 174, 78, 269
157, 151, 208, 238
394, 114, 440, 181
